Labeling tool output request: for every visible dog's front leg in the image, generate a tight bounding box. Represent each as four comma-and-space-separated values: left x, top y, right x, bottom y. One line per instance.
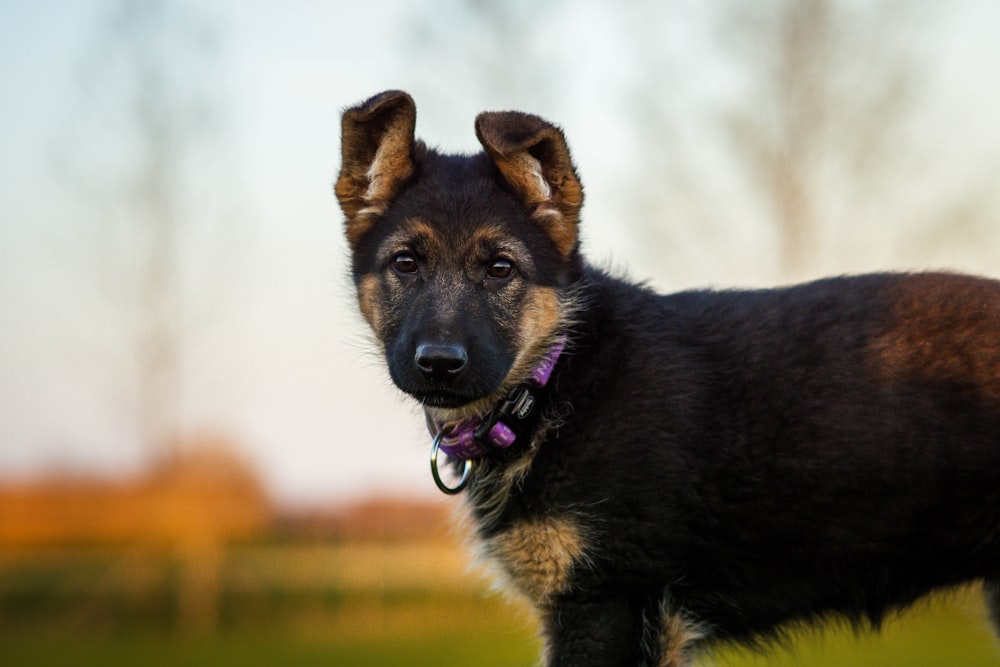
542, 595, 647, 667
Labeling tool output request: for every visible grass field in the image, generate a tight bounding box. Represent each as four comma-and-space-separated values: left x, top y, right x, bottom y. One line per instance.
1, 594, 997, 667
1, 541, 998, 666
0, 630, 539, 667
1, 610, 997, 666
709, 589, 1000, 667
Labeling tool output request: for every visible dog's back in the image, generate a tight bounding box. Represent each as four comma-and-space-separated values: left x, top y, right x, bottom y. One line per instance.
560, 270, 1000, 640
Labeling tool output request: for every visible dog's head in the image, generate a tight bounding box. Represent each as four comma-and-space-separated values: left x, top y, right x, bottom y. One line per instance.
336, 90, 583, 414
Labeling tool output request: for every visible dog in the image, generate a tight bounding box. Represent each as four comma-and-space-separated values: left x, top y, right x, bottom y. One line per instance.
336, 90, 1000, 666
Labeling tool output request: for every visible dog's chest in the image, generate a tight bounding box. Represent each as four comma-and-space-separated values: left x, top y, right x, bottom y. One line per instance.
480, 514, 589, 606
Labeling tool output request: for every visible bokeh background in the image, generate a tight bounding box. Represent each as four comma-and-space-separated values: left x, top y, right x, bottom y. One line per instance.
1, 0, 998, 665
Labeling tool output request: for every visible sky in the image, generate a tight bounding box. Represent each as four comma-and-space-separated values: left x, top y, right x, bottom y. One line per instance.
1, 0, 998, 507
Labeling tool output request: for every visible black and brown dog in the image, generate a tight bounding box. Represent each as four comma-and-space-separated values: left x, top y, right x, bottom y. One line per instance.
336, 90, 1000, 666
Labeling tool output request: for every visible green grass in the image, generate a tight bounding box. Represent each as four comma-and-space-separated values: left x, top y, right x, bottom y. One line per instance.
2, 595, 997, 667
0, 632, 539, 667
2, 546, 997, 666
709, 590, 999, 667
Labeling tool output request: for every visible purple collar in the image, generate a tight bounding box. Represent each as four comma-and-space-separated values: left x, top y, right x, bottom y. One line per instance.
431, 336, 566, 461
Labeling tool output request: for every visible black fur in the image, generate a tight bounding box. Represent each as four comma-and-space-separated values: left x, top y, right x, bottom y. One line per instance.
338, 91, 1000, 666
522, 271, 1000, 658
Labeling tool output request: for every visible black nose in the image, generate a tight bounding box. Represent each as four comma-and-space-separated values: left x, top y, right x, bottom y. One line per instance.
415, 343, 468, 381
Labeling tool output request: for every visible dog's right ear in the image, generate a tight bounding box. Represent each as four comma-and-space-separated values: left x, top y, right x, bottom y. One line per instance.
335, 90, 418, 248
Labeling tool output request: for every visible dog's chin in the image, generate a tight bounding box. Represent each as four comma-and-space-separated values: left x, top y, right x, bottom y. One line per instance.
409, 389, 487, 410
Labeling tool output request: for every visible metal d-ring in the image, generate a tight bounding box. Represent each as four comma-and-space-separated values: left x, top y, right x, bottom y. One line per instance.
430, 430, 473, 495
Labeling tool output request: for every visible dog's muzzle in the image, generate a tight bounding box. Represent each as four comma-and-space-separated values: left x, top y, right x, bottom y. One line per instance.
428, 336, 566, 494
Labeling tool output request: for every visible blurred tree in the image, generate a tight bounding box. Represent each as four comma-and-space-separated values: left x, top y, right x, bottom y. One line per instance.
720, 0, 924, 278
60, 0, 233, 465
56, 0, 245, 634
623, 0, 998, 283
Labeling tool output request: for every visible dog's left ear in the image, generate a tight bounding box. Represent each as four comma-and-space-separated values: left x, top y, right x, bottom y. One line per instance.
336, 90, 419, 248
475, 111, 583, 257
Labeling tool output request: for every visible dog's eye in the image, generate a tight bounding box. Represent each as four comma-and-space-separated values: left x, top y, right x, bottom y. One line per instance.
486, 258, 515, 280
392, 253, 419, 275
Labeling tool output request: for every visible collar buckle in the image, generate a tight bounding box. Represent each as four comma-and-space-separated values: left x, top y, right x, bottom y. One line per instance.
473, 384, 540, 450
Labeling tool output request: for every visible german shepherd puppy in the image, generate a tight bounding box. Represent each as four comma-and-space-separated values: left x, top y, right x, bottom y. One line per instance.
336, 90, 1000, 666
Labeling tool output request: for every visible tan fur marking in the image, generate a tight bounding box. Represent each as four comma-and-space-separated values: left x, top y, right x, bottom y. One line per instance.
467, 223, 527, 256
874, 274, 1000, 402
494, 152, 551, 207
491, 151, 580, 257
520, 286, 562, 346
534, 165, 583, 258
656, 612, 704, 667
357, 274, 382, 334
532, 207, 579, 258
378, 217, 437, 255
340, 207, 379, 249
488, 515, 587, 606
504, 286, 562, 386
363, 113, 415, 204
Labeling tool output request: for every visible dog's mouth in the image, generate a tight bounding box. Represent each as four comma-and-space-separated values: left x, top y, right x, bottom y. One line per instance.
412, 389, 485, 410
